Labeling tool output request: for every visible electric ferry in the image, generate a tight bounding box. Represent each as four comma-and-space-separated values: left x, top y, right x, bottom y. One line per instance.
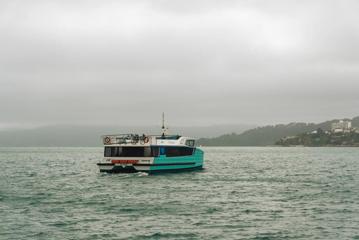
97, 116, 204, 174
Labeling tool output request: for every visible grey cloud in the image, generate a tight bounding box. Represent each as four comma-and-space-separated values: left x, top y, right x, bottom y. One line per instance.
0, 0, 358, 128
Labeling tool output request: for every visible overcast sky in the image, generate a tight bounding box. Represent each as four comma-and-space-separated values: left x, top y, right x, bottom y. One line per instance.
1, 0, 358, 129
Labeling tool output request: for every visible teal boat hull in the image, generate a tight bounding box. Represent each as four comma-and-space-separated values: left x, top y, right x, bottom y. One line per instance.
150, 148, 204, 172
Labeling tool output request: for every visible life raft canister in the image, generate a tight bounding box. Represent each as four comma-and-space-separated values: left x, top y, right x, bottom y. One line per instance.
104, 136, 111, 144
144, 136, 149, 143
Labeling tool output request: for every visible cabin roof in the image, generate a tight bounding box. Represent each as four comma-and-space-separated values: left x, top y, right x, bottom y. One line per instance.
101, 133, 196, 147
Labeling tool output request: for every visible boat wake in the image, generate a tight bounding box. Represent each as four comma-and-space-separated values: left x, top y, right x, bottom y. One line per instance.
136, 172, 149, 177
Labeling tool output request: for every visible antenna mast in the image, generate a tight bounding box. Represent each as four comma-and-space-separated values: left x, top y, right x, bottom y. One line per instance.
161, 112, 166, 136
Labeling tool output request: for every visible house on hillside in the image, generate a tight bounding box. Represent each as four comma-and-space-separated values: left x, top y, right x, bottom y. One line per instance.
331, 120, 352, 133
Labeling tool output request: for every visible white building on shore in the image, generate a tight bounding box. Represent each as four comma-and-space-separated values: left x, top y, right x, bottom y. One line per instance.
331, 120, 352, 133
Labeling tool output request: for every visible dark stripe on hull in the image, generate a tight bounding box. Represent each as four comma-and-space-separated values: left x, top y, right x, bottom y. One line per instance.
135, 162, 195, 166
148, 165, 204, 174
99, 165, 203, 174
97, 162, 195, 167
99, 165, 137, 173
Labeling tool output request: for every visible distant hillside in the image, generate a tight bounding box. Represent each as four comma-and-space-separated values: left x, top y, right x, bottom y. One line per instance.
198, 116, 359, 146
276, 128, 359, 147
0, 124, 255, 147
2, 117, 358, 147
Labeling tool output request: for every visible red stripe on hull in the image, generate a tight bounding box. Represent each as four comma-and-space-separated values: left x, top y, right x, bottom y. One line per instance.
111, 159, 139, 164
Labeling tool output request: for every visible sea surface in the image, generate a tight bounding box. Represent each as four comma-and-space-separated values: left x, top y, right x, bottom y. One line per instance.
1, 147, 359, 240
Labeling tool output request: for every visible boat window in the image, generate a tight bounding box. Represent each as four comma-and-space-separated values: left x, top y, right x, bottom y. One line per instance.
185, 140, 195, 147
104, 147, 112, 157
104, 147, 154, 157
104, 146, 194, 157
160, 147, 165, 155
151, 147, 159, 157
165, 147, 194, 157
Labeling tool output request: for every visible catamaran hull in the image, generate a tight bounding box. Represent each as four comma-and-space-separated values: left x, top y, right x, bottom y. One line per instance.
97, 163, 203, 174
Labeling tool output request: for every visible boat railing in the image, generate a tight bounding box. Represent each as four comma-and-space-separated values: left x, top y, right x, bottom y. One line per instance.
102, 133, 188, 145
102, 133, 153, 145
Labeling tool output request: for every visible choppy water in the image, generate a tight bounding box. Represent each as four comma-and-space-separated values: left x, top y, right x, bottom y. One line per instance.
1, 147, 359, 240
